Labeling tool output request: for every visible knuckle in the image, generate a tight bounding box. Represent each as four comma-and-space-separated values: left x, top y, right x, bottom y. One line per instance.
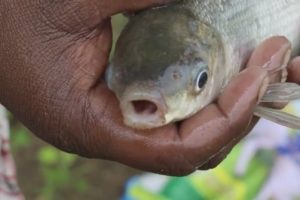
199, 157, 224, 170
39, 90, 100, 157
157, 162, 195, 176
162, 147, 197, 176
61, 95, 103, 155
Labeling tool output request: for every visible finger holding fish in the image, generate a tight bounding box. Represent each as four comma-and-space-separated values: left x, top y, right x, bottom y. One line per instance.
194, 37, 295, 169
248, 36, 291, 108
99, 44, 273, 175
179, 65, 268, 168
97, 37, 295, 174
255, 55, 300, 128
105, 0, 300, 173
205, 52, 300, 169
249, 36, 300, 128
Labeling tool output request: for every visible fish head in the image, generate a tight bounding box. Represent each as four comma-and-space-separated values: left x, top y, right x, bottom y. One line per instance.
106, 6, 225, 129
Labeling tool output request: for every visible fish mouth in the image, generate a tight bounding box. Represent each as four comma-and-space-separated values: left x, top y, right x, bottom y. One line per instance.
120, 89, 168, 129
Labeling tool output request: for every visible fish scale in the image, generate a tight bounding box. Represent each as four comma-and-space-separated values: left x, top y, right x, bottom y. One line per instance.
184, 0, 300, 93
188, 0, 300, 56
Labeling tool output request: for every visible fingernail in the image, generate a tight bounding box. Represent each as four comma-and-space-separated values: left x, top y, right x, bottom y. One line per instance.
258, 76, 270, 102
263, 42, 292, 74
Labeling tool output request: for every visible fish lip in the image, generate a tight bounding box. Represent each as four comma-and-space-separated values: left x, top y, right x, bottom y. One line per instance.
123, 115, 167, 130
120, 90, 168, 129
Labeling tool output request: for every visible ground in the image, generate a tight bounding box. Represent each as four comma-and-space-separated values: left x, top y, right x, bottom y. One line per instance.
12, 123, 140, 200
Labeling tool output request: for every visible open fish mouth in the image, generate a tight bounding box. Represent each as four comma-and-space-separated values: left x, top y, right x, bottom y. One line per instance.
120, 88, 168, 129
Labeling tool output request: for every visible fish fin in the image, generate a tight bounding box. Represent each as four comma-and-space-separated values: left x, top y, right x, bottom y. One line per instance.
260, 82, 300, 103
254, 106, 300, 129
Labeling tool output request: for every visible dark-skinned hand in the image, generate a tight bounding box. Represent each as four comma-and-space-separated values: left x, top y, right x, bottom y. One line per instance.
1, 0, 300, 176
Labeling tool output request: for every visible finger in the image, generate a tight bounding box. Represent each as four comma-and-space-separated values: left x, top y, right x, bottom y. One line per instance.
247, 36, 290, 70
198, 116, 261, 170
199, 147, 230, 170
287, 56, 300, 83
179, 37, 291, 168
250, 36, 291, 109
248, 36, 291, 84
208, 38, 292, 166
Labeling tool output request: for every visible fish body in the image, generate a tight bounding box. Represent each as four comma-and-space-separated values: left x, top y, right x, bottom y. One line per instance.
106, 0, 300, 129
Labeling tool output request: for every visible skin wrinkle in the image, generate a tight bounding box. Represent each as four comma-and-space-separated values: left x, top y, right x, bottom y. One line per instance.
227, 87, 254, 125
219, 67, 267, 125
1, 0, 85, 155
63, 94, 97, 153
181, 115, 229, 168
178, 150, 198, 173
35, 2, 69, 34
36, 0, 91, 34
155, 143, 193, 175
156, 160, 179, 175
181, 106, 228, 141
41, 46, 91, 151
200, 118, 228, 146
200, 147, 229, 169
45, 64, 78, 106
84, 89, 124, 158
44, 100, 74, 152
47, 32, 104, 94
75, 30, 108, 80
175, 131, 202, 172
72, 94, 94, 154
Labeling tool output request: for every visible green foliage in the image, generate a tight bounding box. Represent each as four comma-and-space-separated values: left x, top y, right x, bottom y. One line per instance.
38, 147, 59, 165
11, 125, 32, 150
74, 179, 88, 193
110, 14, 128, 59
10, 123, 88, 199
37, 146, 87, 200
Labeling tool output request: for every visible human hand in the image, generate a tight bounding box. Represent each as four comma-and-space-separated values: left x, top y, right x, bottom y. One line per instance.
0, 1, 298, 175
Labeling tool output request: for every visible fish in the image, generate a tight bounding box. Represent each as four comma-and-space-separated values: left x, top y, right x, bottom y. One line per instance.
106, 0, 300, 129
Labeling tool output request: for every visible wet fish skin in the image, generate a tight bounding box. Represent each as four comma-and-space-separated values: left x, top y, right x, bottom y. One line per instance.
107, 0, 300, 129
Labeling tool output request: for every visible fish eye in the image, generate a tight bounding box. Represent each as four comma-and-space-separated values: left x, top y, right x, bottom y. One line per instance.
195, 70, 208, 92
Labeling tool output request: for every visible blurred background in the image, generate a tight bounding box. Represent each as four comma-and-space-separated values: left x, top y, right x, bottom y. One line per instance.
9, 15, 140, 200
11, 121, 140, 200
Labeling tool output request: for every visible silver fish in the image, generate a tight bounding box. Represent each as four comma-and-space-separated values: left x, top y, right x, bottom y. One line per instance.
106, 0, 300, 129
